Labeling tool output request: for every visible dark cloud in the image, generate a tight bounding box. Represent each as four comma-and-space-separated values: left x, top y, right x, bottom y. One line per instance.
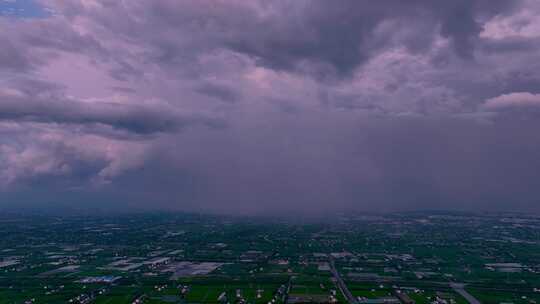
215, 0, 520, 76
1, 0, 540, 214
0, 80, 221, 135
50, 0, 520, 79
195, 82, 240, 103
0, 36, 36, 72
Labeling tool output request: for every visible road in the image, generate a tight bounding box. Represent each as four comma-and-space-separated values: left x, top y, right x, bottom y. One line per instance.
450, 283, 481, 304
329, 256, 357, 304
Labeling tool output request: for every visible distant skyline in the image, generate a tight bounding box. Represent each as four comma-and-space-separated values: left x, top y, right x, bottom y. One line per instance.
1, 0, 540, 215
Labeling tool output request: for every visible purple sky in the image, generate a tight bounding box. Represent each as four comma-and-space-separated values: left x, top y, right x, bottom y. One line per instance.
2, 0, 540, 215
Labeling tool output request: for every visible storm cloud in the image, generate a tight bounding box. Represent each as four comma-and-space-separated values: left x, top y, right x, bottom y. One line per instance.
0, 82, 220, 135
1, 0, 540, 214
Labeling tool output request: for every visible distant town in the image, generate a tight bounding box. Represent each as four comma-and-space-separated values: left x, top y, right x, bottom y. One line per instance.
1, 211, 539, 304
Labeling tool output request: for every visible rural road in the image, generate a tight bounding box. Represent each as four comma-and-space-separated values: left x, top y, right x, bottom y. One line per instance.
450, 283, 481, 304
329, 256, 358, 304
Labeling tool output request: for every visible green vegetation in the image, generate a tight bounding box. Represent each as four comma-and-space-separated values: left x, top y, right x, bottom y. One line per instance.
1, 212, 539, 303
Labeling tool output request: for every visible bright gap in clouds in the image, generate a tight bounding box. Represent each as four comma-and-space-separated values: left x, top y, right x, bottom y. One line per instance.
0, 0, 49, 18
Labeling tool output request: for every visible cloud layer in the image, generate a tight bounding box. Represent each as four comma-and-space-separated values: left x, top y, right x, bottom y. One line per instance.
2, 0, 540, 214
484, 92, 540, 109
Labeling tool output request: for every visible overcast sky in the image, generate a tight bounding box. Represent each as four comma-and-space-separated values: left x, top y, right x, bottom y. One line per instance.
1, 0, 540, 215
